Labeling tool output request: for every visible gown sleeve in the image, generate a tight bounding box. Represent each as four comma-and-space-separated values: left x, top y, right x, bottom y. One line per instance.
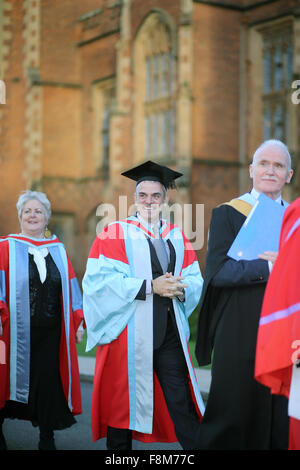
82, 223, 146, 350
208, 204, 269, 287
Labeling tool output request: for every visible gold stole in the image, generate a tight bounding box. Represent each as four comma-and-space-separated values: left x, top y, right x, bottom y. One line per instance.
223, 198, 253, 218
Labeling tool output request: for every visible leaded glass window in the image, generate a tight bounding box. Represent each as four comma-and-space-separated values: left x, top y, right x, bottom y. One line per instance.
262, 26, 293, 144
144, 44, 175, 159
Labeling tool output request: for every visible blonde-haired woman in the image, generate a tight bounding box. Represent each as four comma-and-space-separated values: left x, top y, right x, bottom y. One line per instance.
0, 191, 84, 450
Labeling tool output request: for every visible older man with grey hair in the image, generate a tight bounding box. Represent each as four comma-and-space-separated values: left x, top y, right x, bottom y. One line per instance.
195, 139, 293, 450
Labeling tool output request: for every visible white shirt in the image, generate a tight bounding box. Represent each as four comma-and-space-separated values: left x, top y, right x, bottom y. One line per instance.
136, 213, 161, 237
250, 188, 282, 205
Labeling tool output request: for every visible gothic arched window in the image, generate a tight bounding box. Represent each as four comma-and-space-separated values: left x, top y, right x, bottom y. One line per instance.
262, 25, 293, 144
134, 12, 176, 163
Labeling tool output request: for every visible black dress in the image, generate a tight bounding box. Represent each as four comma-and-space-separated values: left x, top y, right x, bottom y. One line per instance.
0, 253, 76, 431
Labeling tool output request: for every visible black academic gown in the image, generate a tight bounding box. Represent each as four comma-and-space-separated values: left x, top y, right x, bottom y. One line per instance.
195, 202, 289, 450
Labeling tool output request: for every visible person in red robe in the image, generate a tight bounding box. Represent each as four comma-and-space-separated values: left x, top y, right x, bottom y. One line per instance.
83, 161, 204, 450
0, 190, 84, 450
255, 197, 300, 450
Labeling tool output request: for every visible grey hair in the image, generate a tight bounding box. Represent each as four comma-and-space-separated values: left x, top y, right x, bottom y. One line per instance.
252, 139, 292, 171
16, 190, 52, 223
136, 180, 167, 200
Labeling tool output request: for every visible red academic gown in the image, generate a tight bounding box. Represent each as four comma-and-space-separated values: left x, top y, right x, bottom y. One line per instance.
84, 219, 203, 443
255, 198, 300, 450
0, 234, 84, 415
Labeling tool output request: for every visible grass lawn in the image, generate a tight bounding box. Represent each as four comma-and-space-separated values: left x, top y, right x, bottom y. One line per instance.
76, 331, 96, 358
76, 332, 211, 370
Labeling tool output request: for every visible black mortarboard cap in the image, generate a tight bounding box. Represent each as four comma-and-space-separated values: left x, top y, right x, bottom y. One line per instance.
121, 160, 182, 189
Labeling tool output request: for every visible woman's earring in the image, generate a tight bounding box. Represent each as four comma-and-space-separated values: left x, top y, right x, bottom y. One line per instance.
44, 226, 52, 238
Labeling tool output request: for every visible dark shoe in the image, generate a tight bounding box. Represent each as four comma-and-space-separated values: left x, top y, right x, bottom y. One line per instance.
106, 426, 132, 450
38, 429, 56, 451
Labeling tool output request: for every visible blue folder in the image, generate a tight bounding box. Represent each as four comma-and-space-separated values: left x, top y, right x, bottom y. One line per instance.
227, 193, 286, 261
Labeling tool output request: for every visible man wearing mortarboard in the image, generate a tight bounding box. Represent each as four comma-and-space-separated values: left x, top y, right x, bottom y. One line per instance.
83, 161, 204, 450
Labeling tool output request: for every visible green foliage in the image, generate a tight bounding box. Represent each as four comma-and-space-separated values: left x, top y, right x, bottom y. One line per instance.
188, 302, 200, 342
76, 330, 96, 358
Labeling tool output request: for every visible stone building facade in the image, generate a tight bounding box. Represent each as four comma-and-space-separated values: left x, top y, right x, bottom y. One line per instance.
1, 0, 300, 277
